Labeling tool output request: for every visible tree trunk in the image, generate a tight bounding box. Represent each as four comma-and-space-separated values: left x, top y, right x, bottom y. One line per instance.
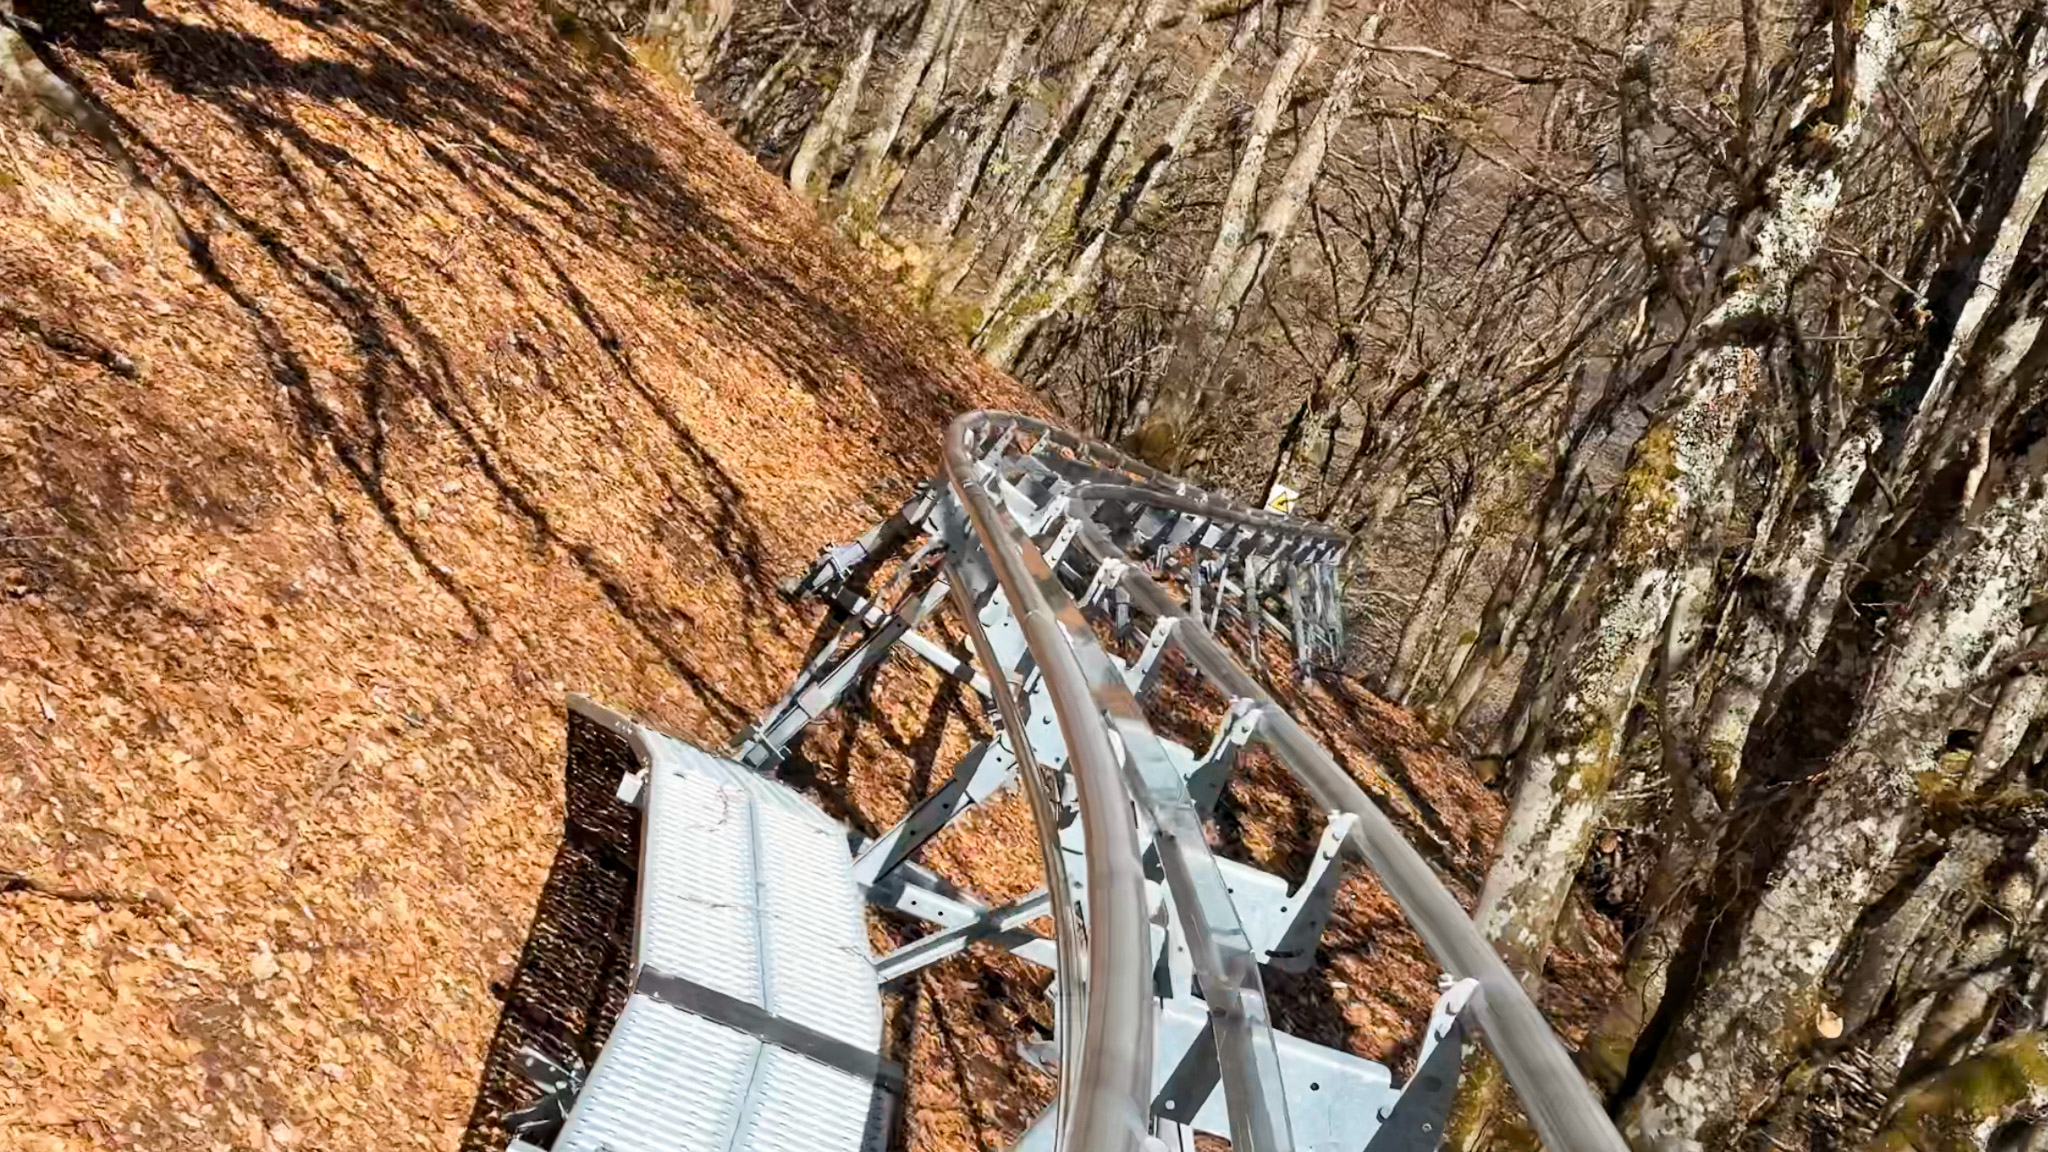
1839, 831, 2006, 1037
876, 0, 970, 216
1385, 477, 1485, 703
991, 0, 1136, 223
1137, 24, 1377, 466
1974, 665, 2048, 787
1124, 0, 1331, 462
1693, 422, 1880, 798
644, 0, 735, 80
840, 0, 961, 223
1900, 833, 2047, 1082
1488, 541, 1597, 771
1763, 61, 2048, 719
1866, 1031, 2048, 1152
734, 42, 810, 138
975, 0, 1165, 321
1622, 454, 2048, 1150
933, 18, 1033, 238
1476, 0, 1908, 999
1432, 535, 1534, 720
788, 25, 879, 201
1441, 538, 1550, 729
975, 6, 1256, 364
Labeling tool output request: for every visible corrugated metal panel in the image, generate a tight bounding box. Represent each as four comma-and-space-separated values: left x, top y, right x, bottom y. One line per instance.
551, 727, 884, 1152
552, 996, 758, 1152
750, 797, 883, 1050
735, 1048, 886, 1152
635, 739, 762, 1004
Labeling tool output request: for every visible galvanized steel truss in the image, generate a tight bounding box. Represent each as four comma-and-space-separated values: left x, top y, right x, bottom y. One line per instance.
724, 413, 1628, 1152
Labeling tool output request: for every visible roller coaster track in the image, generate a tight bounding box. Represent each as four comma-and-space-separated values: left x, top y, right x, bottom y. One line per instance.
739, 412, 1628, 1152
513, 412, 1630, 1152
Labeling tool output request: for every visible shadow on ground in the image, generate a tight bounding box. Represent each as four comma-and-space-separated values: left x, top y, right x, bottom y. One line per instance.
458, 708, 641, 1152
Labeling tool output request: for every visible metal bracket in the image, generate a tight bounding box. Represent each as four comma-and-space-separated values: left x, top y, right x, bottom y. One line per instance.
872, 889, 1052, 982
1124, 616, 1179, 699
733, 578, 951, 770
1363, 978, 1479, 1152
614, 768, 647, 809
1185, 697, 1263, 815
1264, 811, 1360, 973
851, 738, 1019, 886
502, 1046, 586, 1146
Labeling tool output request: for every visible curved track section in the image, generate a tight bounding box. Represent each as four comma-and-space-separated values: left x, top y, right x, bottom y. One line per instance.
935, 412, 1626, 1152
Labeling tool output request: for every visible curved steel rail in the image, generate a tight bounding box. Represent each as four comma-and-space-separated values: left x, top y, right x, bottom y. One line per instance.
944, 415, 1295, 1152
938, 411, 1629, 1152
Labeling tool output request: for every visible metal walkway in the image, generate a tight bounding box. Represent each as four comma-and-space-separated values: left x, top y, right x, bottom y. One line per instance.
511, 412, 1630, 1152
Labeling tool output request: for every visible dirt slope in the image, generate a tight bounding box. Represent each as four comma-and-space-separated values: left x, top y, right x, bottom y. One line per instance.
0, 1, 1034, 1146
0, 4, 1589, 1150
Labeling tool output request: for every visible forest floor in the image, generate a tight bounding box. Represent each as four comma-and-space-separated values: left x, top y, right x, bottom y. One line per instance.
0, 1, 1618, 1149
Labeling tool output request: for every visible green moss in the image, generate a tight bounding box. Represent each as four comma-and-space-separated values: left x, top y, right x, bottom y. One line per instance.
1445, 1050, 1507, 1152
1704, 739, 1742, 803
1721, 264, 1761, 300
1582, 998, 1646, 1096
1615, 422, 1681, 559
1871, 1032, 2048, 1152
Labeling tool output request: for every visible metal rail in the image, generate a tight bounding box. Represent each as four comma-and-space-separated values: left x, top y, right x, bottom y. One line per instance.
937, 412, 1629, 1152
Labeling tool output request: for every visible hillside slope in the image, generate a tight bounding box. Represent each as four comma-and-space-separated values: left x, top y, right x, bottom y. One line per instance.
0, 4, 1569, 1150
0, 1, 1034, 1145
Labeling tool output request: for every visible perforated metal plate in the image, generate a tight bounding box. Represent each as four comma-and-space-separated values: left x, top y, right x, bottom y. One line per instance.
550, 724, 885, 1152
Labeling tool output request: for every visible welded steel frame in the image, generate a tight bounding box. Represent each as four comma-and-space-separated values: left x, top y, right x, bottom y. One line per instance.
733, 411, 1627, 1152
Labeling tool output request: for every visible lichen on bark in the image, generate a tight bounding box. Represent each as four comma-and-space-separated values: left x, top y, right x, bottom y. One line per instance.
1866, 1032, 2048, 1152
1624, 469, 2048, 1151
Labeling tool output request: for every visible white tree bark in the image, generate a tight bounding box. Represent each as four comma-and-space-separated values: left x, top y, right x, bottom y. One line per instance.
840, 0, 963, 220
1475, 0, 1908, 992
868, 0, 970, 216
1694, 423, 1878, 797
1623, 459, 2048, 1151
993, 0, 1138, 220
1188, 0, 1329, 310
1209, 29, 1374, 323
1128, 0, 1330, 453
934, 21, 1031, 236
973, 6, 1261, 365
1860, 830, 2004, 1017
1973, 660, 2047, 787
645, 0, 736, 79
975, 0, 1166, 317
1765, 49, 2048, 710
788, 25, 879, 202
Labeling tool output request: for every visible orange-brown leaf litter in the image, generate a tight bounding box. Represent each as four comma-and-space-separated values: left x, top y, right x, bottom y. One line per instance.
0, 2, 1604, 1149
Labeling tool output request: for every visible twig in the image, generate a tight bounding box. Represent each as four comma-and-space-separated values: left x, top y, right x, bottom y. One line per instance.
0, 305, 138, 378
1355, 38, 1573, 85
1, 869, 187, 925
1881, 85, 1968, 236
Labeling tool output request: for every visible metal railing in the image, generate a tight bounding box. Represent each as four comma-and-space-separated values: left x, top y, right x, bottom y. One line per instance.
937, 411, 1629, 1152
